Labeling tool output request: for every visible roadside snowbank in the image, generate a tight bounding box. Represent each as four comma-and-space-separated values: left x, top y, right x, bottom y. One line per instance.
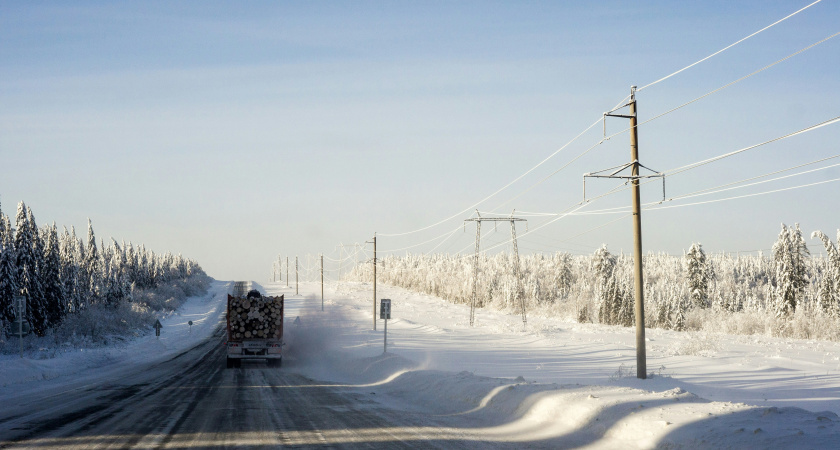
275, 280, 840, 448
0, 280, 229, 389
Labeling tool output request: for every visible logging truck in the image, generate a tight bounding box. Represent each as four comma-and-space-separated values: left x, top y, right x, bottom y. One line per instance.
226, 289, 284, 368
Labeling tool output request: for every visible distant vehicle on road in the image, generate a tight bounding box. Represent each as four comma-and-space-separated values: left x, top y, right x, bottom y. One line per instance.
225, 286, 283, 368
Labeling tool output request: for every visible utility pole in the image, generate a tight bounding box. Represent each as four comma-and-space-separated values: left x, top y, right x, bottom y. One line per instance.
295, 256, 299, 295
320, 254, 324, 311
628, 87, 647, 380
363, 235, 378, 330
373, 233, 377, 330
586, 86, 662, 380
286, 256, 289, 288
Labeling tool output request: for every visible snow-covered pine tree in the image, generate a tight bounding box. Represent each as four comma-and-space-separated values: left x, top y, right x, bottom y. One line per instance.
101, 239, 116, 306
772, 223, 810, 317
592, 245, 622, 325
59, 226, 81, 314
101, 238, 129, 306
148, 250, 157, 287
42, 223, 65, 326
673, 297, 686, 331
14, 203, 45, 335
685, 243, 711, 309
0, 214, 18, 331
0, 198, 5, 242
136, 245, 150, 288
811, 230, 839, 316
655, 298, 670, 329
552, 252, 573, 301
617, 283, 634, 327
29, 207, 51, 334
125, 241, 137, 286
72, 226, 88, 311
84, 219, 100, 305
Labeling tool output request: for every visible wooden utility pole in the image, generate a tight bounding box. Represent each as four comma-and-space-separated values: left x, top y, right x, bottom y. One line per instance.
373, 233, 377, 330
629, 86, 647, 379
585, 86, 658, 380
320, 254, 324, 311
295, 256, 299, 295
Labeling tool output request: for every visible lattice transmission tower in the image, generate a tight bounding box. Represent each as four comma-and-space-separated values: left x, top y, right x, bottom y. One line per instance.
464, 211, 528, 327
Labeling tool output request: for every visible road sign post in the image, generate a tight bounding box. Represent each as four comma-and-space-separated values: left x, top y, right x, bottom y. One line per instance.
380, 299, 391, 353
188, 320, 193, 333
154, 319, 162, 339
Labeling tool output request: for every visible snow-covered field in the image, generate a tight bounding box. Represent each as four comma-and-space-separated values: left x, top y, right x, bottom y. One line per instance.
3, 278, 839, 448
275, 281, 840, 448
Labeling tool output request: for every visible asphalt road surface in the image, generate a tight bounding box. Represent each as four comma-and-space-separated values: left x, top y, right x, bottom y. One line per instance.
0, 285, 502, 449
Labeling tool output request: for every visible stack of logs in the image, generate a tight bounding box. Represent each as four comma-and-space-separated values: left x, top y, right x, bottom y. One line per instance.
228, 296, 282, 340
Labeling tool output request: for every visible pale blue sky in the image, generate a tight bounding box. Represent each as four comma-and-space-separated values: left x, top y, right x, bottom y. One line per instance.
2, 1, 838, 280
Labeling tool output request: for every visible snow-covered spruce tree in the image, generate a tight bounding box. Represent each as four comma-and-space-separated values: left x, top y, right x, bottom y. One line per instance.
552, 252, 573, 302
772, 223, 810, 317
14, 203, 46, 335
101, 238, 130, 306
133, 245, 148, 288
125, 242, 139, 290
685, 243, 712, 309
59, 226, 82, 314
29, 207, 52, 334
811, 230, 839, 316
83, 219, 100, 305
0, 214, 18, 331
592, 245, 621, 325
653, 298, 669, 329
617, 283, 634, 327
672, 297, 687, 331
41, 223, 65, 327
0, 199, 5, 243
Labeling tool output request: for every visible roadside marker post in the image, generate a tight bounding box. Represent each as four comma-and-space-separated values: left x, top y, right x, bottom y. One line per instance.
380, 299, 391, 353
188, 320, 193, 333
154, 319, 163, 339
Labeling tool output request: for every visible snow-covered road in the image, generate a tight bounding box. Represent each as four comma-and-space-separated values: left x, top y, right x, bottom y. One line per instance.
1, 279, 838, 448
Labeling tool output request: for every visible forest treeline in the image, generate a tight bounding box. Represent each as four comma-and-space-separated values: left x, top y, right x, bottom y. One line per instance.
349, 223, 840, 341
0, 200, 207, 337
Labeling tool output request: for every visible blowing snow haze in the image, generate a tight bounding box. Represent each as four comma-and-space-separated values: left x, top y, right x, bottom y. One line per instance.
1, 1, 838, 280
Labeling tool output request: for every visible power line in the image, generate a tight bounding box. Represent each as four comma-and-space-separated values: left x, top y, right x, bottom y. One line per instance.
577, 154, 840, 216
667, 155, 840, 199
426, 226, 463, 254
483, 30, 840, 218
359, 5, 834, 263
637, 0, 824, 92
379, 224, 463, 253
645, 177, 840, 211
489, 137, 609, 213
666, 115, 840, 176
608, 31, 840, 143
378, 115, 605, 237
